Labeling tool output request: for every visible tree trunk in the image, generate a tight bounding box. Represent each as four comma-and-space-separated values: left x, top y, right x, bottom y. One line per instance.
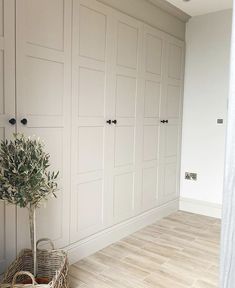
29, 204, 37, 276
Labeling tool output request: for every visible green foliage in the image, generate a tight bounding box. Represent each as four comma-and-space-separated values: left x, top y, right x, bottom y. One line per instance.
0, 134, 59, 208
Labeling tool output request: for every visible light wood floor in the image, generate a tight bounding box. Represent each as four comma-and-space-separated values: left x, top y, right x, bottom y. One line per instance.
69, 211, 221, 288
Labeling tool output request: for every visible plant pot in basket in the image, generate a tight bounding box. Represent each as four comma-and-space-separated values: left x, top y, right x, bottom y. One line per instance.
0, 239, 68, 288
0, 134, 61, 281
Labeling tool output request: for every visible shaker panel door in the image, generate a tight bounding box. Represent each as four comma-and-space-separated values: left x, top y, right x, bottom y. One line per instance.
159, 36, 184, 204
15, 0, 72, 250
141, 25, 166, 211
111, 12, 143, 223
70, 0, 113, 242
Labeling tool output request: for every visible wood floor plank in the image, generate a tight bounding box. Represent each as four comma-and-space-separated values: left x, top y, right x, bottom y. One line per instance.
144, 272, 189, 288
120, 236, 148, 248
70, 266, 113, 288
122, 254, 162, 273
100, 267, 153, 288
69, 211, 220, 288
157, 264, 197, 286
74, 258, 109, 275
89, 252, 150, 280
69, 275, 86, 288
193, 280, 217, 288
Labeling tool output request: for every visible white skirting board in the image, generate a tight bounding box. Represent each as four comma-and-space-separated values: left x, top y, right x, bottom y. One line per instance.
179, 197, 222, 219
66, 199, 179, 264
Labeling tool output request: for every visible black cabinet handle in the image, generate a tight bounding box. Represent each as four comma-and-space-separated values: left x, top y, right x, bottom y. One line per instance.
106, 120, 112, 125
112, 120, 117, 125
160, 120, 169, 124
9, 118, 16, 125
21, 118, 28, 125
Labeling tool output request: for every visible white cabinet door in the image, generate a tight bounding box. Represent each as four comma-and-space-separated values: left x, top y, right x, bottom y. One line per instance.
110, 11, 143, 223
15, 0, 72, 250
0, 0, 16, 274
70, 0, 184, 243
70, 0, 144, 241
141, 25, 166, 211
70, 0, 113, 242
159, 35, 184, 204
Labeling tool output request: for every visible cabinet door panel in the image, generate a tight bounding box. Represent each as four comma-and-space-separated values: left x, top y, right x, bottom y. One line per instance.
143, 125, 159, 161
0, 0, 16, 274
117, 22, 138, 69
168, 43, 183, 80
19, 57, 64, 115
16, 0, 72, 250
164, 163, 177, 197
142, 167, 158, 210
70, 0, 112, 242
166, 125, 179, 158
116, 75, 136, 117
159, 36, 184, 204
166, 85, 181, 118
141, 25, 165, 211
26, 0, 64, 50
78, 127, 104, 173
79, 67, 105, 117
79, 5, 106, 61
158, 163, 178, 204
76, 180, 103, 235
114, 173, 134, 222
115, 127, 135, 167
112, 12, 142, 222
145, 34, 163, 76
144, 81, 161, 118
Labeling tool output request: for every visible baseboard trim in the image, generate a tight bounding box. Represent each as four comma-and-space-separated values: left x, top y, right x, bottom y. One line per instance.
66, 199, 179, 264
179, 197, 222, 219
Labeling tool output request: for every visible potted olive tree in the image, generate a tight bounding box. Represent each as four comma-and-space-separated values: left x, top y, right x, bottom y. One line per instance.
0, 134, 59, 278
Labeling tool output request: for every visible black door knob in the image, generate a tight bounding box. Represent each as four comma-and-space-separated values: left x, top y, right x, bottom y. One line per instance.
160, 120, 168, 124
112, 120, 117, 125
21, 118, 28, 125
106, 120, 112, 125
9, 118, 16, 125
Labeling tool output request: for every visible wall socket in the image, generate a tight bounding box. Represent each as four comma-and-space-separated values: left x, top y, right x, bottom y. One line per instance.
185, 172, 197, 181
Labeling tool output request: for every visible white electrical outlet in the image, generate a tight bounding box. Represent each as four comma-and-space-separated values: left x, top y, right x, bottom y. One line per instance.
185, 172, 197, 181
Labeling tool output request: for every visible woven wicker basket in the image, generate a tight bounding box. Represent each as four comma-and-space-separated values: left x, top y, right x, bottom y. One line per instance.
0, 239, 68, 288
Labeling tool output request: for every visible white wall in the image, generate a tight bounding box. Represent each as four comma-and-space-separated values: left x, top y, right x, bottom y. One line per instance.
180, 10, 232, 213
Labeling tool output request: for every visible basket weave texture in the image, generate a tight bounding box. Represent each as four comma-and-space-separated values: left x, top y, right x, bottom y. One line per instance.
0, 241, 68, 288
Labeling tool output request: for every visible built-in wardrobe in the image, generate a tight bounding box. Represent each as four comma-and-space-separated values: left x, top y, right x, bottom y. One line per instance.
0, 0, 185, 273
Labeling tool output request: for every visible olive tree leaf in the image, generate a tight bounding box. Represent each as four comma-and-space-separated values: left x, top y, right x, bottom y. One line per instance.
0, 134, 59, 208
